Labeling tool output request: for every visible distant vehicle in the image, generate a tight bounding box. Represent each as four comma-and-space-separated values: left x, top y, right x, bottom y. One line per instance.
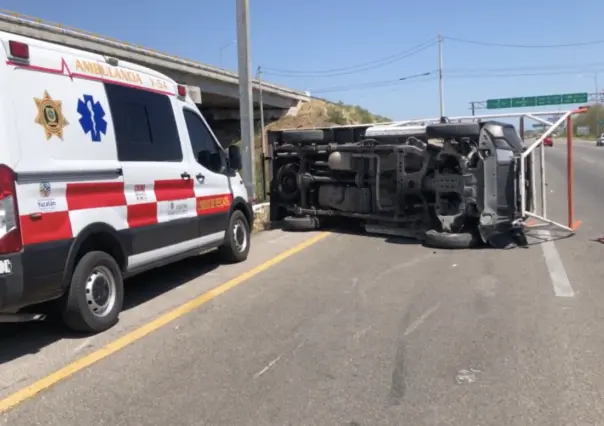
597, 133, 604, 147
543, 135, 553, 147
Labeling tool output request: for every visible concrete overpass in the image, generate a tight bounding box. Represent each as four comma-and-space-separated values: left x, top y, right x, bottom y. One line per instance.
0, 10, 310, 127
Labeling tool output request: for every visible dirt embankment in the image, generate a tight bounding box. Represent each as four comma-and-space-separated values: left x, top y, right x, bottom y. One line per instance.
265, 99, 391, 132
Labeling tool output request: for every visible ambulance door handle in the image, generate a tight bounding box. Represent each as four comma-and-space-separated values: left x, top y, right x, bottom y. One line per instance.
180, 172, 191, 180
196, 173, 205, 183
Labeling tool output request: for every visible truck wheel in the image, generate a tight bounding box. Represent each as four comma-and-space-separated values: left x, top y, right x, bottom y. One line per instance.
62, 251, 124, 334
275, 163, 300, 202
282, 215, 320, 231
218, 210, 250, 263
422, 230, 478, 249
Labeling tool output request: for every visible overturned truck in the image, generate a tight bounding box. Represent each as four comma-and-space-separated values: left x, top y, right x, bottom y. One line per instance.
267, 118, 535, 249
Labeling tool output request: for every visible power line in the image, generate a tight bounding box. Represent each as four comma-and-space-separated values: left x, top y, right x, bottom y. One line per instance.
263, 38, 435, 75
262, 39, 437, 77
261, 34, 604, 80
308, 66, 604, 95
310, 72, 436, 94
443, 35, 604, 48
311, 77, 436, 94
447, 69, 604, 79
446, 62, 604, 74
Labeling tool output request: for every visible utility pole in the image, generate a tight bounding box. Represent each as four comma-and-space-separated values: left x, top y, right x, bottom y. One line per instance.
470, 101, 476, 116
438, 35, 444, 117
257, 66, 267, 200
596, 72, 600, 137
236, 0, 256, 201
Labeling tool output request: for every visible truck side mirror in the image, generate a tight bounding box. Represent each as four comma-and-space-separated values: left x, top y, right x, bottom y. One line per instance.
228, 145, 242, 170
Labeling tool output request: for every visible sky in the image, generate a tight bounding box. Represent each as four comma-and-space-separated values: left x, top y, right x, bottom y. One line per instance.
3, 0, 604, 121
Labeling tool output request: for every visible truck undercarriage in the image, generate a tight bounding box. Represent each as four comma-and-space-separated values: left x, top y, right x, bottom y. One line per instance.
268, 118, 536, 248
266, 107, 589, 249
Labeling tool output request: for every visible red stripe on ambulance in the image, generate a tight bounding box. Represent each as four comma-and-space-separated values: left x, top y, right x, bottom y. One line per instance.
66, 182, 127, 211
153, 179, 195, 202
127, 203, 158, 228
20, 211, 73, 245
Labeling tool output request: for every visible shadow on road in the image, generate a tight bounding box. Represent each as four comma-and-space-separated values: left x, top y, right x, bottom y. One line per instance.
0, 251, 221, 366
300, 218, 423, 246
524, 227, 575, 246
279, 219, 577, 249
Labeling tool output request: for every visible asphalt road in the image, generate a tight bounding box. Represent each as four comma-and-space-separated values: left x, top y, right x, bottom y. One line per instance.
2, 140, 604, 425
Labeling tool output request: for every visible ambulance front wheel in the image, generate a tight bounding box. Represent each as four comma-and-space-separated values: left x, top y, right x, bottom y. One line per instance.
62, 251, 124, 334
218, 210, 251, 263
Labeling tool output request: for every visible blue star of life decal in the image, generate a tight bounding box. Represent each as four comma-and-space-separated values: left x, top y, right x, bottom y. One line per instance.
77, 94, 107, 142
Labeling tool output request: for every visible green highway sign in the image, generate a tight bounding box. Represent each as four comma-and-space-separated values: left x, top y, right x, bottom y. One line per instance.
486, 92, 588, 109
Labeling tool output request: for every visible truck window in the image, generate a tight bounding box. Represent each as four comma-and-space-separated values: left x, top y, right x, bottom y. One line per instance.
502, 125, 525, 151
105, 83, 183, 162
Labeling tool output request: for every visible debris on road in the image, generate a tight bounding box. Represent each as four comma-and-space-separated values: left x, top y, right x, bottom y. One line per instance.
455, 368, 481, 385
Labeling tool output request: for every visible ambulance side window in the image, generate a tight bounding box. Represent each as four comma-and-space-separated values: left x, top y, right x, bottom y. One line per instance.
183, 108, 225, 173
105, 83, 183, 162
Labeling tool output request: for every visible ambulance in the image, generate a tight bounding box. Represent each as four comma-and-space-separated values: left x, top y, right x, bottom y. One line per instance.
0, 32, 253, 333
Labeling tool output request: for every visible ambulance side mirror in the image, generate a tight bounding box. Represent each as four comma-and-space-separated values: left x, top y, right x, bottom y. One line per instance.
228, 145, 242, 170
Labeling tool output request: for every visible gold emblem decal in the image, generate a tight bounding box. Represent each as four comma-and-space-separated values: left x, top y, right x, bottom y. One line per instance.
34, 91, 69, 140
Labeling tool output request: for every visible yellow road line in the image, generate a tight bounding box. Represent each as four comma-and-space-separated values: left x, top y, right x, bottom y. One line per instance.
0, 232, 331, 414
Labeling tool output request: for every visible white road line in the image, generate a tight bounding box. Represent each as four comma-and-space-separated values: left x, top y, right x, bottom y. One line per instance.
253, 353, 284, 379
404, 304, 440, 337
538, 230, 575, 297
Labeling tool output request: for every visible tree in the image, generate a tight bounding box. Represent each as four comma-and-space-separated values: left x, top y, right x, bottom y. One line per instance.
573, 104, 604, 137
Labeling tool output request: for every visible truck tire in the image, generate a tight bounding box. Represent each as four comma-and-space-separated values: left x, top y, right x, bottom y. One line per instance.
275, 163, 300, 202
62, 251, 124, 334
281, 130, 325, 144
218, 210, 251, 263
422, 230, 478, 249
282, 215, 320, 231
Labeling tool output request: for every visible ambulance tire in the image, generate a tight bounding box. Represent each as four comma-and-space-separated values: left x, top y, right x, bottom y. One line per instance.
218, 210, 251, 263
62, 251, 124, 334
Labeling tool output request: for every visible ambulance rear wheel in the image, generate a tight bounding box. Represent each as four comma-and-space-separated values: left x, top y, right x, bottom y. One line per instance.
218, 210, 250, 263
62, 251, 124, 334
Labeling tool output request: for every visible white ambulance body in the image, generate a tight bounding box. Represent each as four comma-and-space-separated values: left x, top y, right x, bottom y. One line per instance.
0, 32, 253, 333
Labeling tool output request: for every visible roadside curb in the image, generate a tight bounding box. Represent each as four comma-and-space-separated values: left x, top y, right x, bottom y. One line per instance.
252, 202, 270, 213
252, 202, 270, 233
